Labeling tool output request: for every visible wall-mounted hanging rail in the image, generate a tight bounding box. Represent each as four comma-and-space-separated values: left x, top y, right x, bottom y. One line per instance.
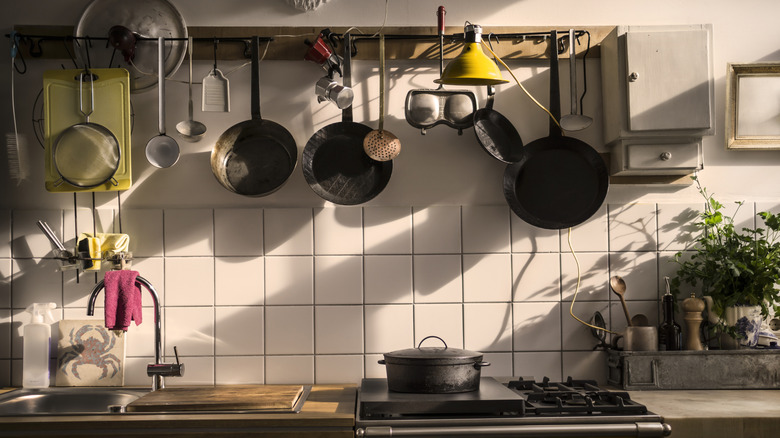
10, 25, 613, 62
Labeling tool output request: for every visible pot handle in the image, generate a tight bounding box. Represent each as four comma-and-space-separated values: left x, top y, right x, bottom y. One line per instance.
418, 335, 447, 350
377, 359, 386, 365
474, 361, 491, 369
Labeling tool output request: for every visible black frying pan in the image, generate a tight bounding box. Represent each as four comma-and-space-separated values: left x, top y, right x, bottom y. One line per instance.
474, 85, 523, 163
211, 36, 297, 197
302, 33, 392, 205
503, 30, 608, 230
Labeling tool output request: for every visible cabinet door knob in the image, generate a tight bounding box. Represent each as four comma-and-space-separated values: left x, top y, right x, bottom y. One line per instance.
628, 72, 639, 82
659, 152, 672, 161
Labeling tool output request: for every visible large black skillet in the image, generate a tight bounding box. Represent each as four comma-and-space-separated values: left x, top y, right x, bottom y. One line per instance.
503, 30, 608, 230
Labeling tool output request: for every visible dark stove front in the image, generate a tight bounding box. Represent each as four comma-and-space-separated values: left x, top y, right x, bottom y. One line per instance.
355, 377, 672, 437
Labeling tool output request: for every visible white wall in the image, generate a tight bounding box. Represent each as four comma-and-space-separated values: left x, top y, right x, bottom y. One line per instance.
2, 0, 780, 387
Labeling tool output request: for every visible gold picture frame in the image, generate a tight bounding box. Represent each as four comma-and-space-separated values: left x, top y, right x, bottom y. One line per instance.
726, 62, 780, 150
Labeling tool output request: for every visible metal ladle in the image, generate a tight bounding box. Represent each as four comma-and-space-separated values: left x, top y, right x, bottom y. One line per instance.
609, 275, 633, 327
145, 37, 180, 168
560, 29, 593, 132
176, 36, 206, 142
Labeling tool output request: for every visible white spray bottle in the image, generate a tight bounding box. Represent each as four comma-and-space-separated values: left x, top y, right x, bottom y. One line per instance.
23, 302, 56, 388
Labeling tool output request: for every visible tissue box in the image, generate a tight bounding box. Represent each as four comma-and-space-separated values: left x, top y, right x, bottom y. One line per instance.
56, 320, 126, 386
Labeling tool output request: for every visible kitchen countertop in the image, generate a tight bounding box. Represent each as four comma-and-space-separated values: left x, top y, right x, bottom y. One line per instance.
628, 389, 780, 438
0, 384, 356, 438
2, 384, 780, 437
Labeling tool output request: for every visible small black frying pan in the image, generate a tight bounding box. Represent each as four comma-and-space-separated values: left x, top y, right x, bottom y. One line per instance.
474, 85, 523, 163
503, 30, 608, 230
302, 33, 392, 205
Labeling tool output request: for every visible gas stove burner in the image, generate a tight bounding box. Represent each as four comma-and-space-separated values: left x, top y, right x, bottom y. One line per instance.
506, 376, 648, 416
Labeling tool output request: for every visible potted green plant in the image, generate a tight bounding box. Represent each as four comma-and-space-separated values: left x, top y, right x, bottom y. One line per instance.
671, 176, 780, 348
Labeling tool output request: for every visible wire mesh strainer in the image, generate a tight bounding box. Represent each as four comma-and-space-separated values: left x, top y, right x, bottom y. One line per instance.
364, 34, 401, 161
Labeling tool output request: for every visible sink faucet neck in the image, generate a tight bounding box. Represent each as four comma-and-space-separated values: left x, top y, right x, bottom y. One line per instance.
87, 275, 165, 391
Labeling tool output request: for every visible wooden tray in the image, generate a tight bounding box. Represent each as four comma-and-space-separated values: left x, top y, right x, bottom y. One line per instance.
126, 385, 310, 413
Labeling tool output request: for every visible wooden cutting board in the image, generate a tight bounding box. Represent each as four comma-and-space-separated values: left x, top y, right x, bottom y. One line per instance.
126, 385, 306, 412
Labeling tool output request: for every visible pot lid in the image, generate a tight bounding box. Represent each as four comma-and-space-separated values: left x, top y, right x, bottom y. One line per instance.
383, 336, 483, 363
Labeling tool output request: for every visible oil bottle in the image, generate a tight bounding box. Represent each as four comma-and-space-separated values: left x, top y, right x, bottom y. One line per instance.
658, 277, 682, 351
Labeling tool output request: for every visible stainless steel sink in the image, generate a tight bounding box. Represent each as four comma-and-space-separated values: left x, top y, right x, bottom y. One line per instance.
0, 387, 149, 416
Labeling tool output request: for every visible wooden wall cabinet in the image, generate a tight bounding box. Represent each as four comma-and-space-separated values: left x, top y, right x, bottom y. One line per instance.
601, 25, 714, 176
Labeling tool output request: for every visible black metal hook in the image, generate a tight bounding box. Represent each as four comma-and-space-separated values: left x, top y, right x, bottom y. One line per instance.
213, 37, 218, 69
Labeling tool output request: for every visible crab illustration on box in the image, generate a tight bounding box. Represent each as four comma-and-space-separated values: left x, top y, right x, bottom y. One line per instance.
56, 320, 126, 386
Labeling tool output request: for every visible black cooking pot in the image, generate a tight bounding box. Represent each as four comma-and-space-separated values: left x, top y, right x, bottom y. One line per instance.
378, 336, 490, 393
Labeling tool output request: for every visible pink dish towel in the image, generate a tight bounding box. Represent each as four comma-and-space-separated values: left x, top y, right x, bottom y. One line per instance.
104, 270, 143, 331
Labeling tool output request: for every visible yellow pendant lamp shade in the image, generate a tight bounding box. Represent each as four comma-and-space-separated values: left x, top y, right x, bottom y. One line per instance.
435, 24, 509, 86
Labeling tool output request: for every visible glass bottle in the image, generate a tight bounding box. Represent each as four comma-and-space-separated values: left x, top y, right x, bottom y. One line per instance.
658, 277, 683, 351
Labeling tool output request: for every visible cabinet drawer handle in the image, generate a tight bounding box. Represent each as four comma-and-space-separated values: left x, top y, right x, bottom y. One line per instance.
659, 152, 672, 161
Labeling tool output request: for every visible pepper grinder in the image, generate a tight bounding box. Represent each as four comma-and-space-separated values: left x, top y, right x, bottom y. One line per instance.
682, 292, 706, 350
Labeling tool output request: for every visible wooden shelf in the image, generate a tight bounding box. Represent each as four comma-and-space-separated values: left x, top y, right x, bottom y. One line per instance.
13, 25, 613, 62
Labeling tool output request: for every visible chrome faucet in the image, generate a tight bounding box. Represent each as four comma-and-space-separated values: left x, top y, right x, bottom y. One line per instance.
87, 276, 184, 391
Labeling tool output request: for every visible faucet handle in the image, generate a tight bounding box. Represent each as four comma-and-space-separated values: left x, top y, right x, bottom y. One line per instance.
147, 345, 185, 378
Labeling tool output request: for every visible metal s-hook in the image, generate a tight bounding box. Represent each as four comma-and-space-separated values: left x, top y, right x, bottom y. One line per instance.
10, 31, 27, 74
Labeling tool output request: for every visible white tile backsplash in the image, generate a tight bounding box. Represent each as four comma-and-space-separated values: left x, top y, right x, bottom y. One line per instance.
609, 251, 659, 301
464, 303, 512, 352
413, 206, 461, 254
513, 302, 561, 351
608, 203, 657, 252
0, 259, 11, 309
414, 304, 463, 349
264, 208, 313, 255
13, 210, 62, 258
216, 356, 264, 384
364, 255, 413, 304
215, 306, 264, 355
511, 214, 559, 253
413, 255, 462, 303
365, 305, 413, 353
164, 209, 214, 257
214, 209, 263, 256
514, 352, 562, 381
314, 207, 362, 255
463, 253, 511, 302
164, 257, 214, 306
462, 206, 510, 253
215, 256, 264, 306
265, 306, 313, 355
657, 203, 702, 251
265, 256, 313, 305
0, 209, 10, 259
364, 207, 412, 254
12, 258, 62, 309
560, 205, 608, 252
315, 355, 364, 384
314, 256, 362, 304
315, 306, 363, 354
265, 355, 314, 384
122, 209, 164, 257
164, 306, 214, 356
512, 253, 560, 302
3, 202, 756, 385
561, 252, 609, 301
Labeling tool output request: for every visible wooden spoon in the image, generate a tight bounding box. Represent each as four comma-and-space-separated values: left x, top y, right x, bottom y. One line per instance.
610, 275, 633, 327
